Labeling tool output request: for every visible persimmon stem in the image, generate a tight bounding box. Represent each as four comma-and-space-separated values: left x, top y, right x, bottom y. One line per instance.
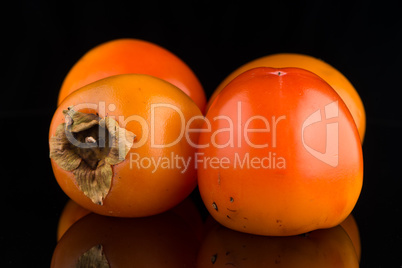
85, 136, 97, 143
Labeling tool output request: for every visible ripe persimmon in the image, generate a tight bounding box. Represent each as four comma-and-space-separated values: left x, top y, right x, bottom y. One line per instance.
197, 67, 363, 236
197, 223, 359, 267
51, 211, 200, 267
208, 53, 365, 141
58, 38, 206, 113
49, 74, 203, 217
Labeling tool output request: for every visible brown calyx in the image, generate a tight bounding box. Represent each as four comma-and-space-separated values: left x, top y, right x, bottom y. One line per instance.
77, 244, 110, 267
49, 106, 135, 205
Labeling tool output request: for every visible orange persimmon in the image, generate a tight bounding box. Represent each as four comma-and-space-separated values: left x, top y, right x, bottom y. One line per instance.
49, 74, 203, 217
197, 67, 363, 236
208, 53, 365, 141
58, 38, 206, 113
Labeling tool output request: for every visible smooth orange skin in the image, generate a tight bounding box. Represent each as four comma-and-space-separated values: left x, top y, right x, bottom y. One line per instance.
49, 74, 203, 217
208, 53, 365, 141
58, 38, 206, 113
197, 223, 359, 267
198, 67, 363, 236
51, 212, 200, 267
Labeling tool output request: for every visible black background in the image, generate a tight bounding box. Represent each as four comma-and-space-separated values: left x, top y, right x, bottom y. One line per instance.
3, 1, 401, 267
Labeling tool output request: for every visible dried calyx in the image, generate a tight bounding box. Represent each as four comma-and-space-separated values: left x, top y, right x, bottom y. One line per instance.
49, 106, 135, 205
78, 244, 110, 267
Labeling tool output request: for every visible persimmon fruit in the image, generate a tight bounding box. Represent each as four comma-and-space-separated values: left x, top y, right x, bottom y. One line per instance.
49, 74, 203, 217
58, 38, 206, 113
208, 53, 365, 141
197, 67, 363, 236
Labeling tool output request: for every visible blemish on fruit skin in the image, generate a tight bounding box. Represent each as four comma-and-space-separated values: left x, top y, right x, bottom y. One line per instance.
227, 208, 237, 212
212, 202, 218, 211
211, 254, 217, 264
226, 215, 232, 219
230, 197, 234, 202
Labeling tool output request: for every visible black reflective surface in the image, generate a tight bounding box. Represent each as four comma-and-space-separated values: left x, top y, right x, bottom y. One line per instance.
3, 1, 402, 267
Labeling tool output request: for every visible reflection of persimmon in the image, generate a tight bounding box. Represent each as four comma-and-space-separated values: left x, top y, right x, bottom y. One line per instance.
170, 196, 205, 242
340, 214, 361, 261
57, 199, 90, 241
202, 213, 362, 263
197, 223, 359, 267
56, 196, 204, 242
51, 211, 200, 267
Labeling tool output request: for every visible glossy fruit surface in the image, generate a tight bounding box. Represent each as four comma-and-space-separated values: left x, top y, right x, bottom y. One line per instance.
198, 67, 363, 236
209, 53, 365, 141
49, 74, 203, 217
58, 38, 206, 113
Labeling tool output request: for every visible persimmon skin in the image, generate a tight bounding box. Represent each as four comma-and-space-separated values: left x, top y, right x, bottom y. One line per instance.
209, 53, 365, 141
58, 38, 206, 113
49, 74, 203, 217
197, 67, 363, 236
